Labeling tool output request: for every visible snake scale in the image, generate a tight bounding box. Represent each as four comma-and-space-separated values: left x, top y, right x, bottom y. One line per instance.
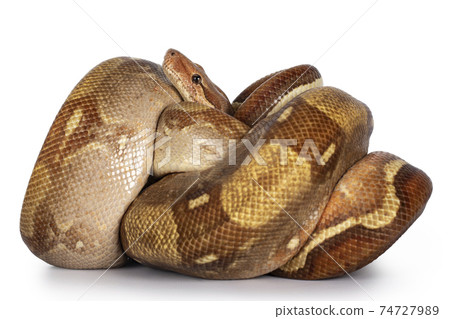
20, 49, 432, 280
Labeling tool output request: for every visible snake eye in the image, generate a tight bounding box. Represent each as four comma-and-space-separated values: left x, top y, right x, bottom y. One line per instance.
192, 74, 202, 84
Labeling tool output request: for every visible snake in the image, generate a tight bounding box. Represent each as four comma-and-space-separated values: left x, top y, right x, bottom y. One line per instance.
20, 49, 432, 279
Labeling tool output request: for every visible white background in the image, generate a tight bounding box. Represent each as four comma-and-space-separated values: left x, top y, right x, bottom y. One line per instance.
1, 0, 449, 317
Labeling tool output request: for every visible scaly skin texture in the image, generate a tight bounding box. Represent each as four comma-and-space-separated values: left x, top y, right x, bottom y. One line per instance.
163, 49, 232, 114
20, 51, 229, 269
21, 50, 432, 279
153, 102, 249, 177
273, 151, 432, 279
120, 87, 373, 279
233, 64, 323, 126
20, 58, 182, 268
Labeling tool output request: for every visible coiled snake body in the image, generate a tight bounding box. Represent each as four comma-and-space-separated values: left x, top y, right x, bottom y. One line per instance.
20, 50, 432, 279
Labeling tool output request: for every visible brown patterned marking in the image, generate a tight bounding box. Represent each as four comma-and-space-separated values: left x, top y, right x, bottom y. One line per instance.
273, 152, 432, 279
232, 71, 279, 111
267, 77, 323, 118
234, 65, 323, 126
21, 57, 182, 269
288, 159, 404, 269
121, 87, 373, 279
64, 109, 83, 136
22, 52, 431, 279
153, 102, 249, 177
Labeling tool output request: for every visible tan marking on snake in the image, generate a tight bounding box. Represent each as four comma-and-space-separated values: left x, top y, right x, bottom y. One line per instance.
76, 241, 84, 249
65, 109, 83, 136
239, 238, 257, 251
222, 146, 309, 228
384, 159, 405, 183
308, 210, 319, 221
148, 213, 181, 263
336, 184, 351, 198
267, 77, 323, 117
297, 161, 312, 181
287, 236, 301, 250
55, 220, 74, 232
188, 193, 210, 210
276, 106, 293, 123
361, 160, 405, 229
195, 254, 218, 264
97, 104, 126, 125
288, 160, 405, 270
21, 52, 431, 279
61, 142, 108, 166
306, 90, 368, 134
118, 135, 128, 150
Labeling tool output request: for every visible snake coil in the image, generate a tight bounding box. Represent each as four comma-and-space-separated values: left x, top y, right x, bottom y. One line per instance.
20, 50, 432, 279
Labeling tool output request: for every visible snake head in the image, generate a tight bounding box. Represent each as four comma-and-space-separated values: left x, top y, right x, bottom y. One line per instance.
163, 49, 232, 114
